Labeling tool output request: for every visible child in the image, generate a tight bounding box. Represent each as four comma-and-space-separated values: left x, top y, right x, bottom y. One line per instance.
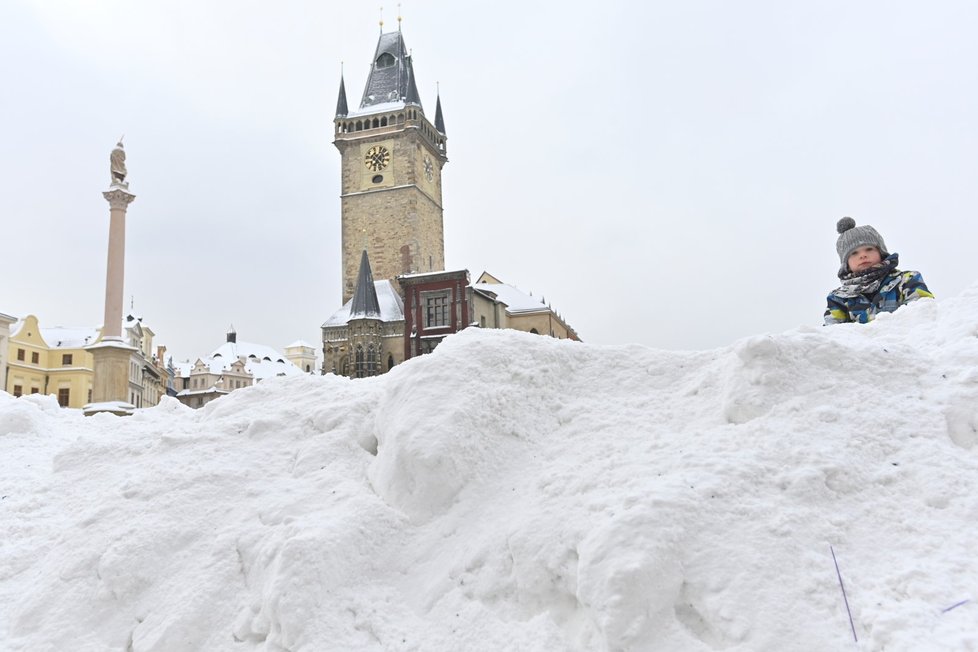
824, 217, 934, 325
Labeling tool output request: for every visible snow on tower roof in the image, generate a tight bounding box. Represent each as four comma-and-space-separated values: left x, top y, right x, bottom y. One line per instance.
322, 280, 404, 327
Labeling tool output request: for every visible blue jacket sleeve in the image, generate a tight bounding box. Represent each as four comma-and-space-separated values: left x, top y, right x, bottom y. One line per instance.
824, 294, 851, 325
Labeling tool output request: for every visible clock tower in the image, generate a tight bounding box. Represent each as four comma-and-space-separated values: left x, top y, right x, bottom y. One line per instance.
333, 28, 448, 303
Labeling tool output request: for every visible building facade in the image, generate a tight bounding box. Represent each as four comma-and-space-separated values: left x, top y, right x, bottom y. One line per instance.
0, 311, 16, 394
398, 269, 471, 359
284, 341, 318, 374
471, 272, 580, 341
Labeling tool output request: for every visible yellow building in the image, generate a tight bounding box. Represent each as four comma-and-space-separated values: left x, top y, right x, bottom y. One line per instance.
471, 272, 580, 340
5, 315, 97, 407
5, 314, 168, 409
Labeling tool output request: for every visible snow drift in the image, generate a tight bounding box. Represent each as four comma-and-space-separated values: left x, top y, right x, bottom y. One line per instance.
2, 285, 978, 651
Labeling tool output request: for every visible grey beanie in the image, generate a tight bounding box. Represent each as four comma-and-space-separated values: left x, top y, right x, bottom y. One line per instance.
836, 217, 888, 276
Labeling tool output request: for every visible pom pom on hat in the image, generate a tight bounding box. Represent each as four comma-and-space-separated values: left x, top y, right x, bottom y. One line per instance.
837, 216, 856, 234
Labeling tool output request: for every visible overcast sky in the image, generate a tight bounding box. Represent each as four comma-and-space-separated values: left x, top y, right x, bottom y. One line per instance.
2, 1, 976, 362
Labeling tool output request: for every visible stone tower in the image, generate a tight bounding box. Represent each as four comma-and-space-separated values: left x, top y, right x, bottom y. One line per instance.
333, 27, 448, 303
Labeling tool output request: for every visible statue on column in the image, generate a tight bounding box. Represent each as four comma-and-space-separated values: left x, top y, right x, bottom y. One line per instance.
110, 139, 127, 184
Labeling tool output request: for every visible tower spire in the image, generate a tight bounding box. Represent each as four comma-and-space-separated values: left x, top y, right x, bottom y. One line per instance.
350, 250, 381, 318
434, 87, 446, 134
335, 65, 349, 118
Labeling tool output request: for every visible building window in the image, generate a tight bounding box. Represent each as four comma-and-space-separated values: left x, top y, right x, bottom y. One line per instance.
13, 385, 22, 397
62, 354, 73, 366
424, 291, 450, 328
31, 351, 39, 364
16, 349, 24, 361
355, 345, 365, 378
31, 387, 39, 394
367, 345, 378, 376
57, 388, 70, 407
388, 355, 394, 370
88, 389, 92, 402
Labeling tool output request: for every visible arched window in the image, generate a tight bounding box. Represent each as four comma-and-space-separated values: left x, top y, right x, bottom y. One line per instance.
376, 52, 396, 69
530, 328, 540, 334
372, 118, 379, 129
355, 345, 365, 378
388, 354, 395, 370
381, 116, 388, 127
367, 345, 378, 376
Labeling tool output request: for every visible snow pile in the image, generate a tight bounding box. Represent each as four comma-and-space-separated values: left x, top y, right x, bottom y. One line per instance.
2, 286, 978, 651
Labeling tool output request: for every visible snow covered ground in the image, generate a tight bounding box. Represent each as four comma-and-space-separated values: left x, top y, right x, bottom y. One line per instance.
2, 285, 978, 652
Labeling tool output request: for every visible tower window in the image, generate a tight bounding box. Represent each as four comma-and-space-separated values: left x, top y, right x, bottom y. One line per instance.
372, 175, 384, 184
376, 52, 396, 69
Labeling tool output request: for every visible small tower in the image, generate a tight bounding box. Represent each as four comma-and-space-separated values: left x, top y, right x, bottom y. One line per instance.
347, 250, 384, 378
332, 28, 448, 303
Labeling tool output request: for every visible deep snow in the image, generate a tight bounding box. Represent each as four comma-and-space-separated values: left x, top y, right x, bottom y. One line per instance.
2, 286, 978, 651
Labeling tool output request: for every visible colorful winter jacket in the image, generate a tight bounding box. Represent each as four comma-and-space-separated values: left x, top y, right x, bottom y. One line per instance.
824, 268, 933, 325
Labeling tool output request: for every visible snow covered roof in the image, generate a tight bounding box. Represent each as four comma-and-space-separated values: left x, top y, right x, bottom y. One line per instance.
38, 326, 100, 349
323, 280, 404, 327
174, 341, 302, 381
0, 311, 16, 324
285, 340, 316, 349
472, 282, 548, 315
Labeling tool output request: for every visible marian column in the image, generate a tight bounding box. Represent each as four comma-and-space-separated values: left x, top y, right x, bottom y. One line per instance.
85, 141, 137, 416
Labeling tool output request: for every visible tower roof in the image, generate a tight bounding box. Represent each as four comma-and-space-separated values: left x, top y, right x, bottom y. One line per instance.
434, 93, 446, 134
359, 31, 424, 113
335, 74, 349, 118
350, 250, 382, 318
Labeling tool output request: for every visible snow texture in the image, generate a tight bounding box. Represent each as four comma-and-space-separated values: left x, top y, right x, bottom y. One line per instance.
2, 285, 978, 651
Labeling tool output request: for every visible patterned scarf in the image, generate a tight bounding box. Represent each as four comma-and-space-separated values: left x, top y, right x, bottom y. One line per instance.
835, 253, 900, 298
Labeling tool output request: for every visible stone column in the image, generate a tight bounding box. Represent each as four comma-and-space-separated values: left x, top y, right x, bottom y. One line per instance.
100, 186, 135, 340
85, 179, 137, 416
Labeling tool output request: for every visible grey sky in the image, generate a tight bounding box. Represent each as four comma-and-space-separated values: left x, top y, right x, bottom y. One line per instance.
2, 1, 976, 362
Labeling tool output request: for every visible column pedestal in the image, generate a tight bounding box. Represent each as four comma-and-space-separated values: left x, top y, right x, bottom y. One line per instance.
84, 341, 136, 416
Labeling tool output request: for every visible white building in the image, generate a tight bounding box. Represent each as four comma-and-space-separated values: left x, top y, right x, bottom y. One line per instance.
172, 329, 303, 409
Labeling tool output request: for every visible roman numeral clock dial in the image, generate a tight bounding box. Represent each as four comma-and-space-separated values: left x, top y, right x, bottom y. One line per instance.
364, 145, 390, 172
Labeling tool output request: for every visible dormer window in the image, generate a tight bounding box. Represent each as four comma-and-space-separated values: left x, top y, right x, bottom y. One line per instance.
376, 52, 396, 69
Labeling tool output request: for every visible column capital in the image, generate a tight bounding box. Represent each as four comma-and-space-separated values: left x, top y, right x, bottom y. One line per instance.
103, 186, 136, 209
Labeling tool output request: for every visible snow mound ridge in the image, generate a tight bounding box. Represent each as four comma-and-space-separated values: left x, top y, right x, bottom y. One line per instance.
2, 290, 978, 651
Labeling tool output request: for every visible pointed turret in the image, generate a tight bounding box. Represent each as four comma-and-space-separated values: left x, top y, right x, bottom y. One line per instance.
335, 74, 349, 118
434, 93, 446, 134
360, 31, 424, 111
350, 250, 381, 318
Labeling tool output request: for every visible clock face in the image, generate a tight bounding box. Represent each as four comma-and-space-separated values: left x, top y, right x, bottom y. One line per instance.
423, 157, 434, 182
364, 145, 391, 172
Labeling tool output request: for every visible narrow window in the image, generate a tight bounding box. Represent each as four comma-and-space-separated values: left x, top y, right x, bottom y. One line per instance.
57, 388, 70, 407
13, 385, 22, 397
31, 351, 39, 364
16, 349, 24, 361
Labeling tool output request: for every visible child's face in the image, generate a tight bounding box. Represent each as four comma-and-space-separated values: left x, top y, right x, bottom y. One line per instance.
847, 245, 883, 273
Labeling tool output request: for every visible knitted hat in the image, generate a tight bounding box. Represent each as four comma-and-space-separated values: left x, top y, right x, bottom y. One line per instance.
835, 217, 889, 276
